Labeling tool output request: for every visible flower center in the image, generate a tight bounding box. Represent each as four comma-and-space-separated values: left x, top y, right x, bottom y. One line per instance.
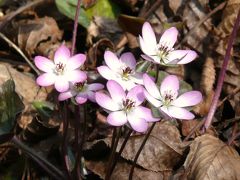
73, 82, 85, 92
123, 98, 135, 112
156, 45, 171, 64
162, 91, 176, 107
121, 67, 132, 81
55, 63, 66, 75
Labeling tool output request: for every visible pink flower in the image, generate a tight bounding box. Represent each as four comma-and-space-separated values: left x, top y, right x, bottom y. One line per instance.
139, 22, 197, 65
95, 80, 159, 132
97, 51, 143, 91
143, 74, 202, 120
34, 45, 87, 92
58, 82, 104, 104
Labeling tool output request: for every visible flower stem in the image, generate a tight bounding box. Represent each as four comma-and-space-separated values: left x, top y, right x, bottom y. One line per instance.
203, 9, 240, 130
129, 122, 157, 180
105, 127, 121, 180
12, 136, 65, 180
71, 0, 82, 55
110, 128, 132, 175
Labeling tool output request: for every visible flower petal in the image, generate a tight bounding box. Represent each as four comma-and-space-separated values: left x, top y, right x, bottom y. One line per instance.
120, 52, 136, 69
67, 54, 86, 70
54, 45, 70, 64
97, 66, 116, 80
127, 85, 144, 106
95, 92, 120, 111
133, 106, 159, 122
65, 70, 87, 83
118, 79, 136, 91
107, 111, 127, 126
141, 22, 157, 52
88, 83, 104, 91
131, 72, 144, 85
75, 93, 88, 104
168, 50, 197, 64
36, 73, 56, 86
127, 113, 148, 132
161, 106, 195, 120
159, 27, 178, 49
54, 77, 69, 92
160, 75, 179, 97
107, 80, 126, 105
58, 90, 77, 101
87, 91, 96, 102
104, 51, 121, 72
34, 56, 54, 73
172, 91, 202, 107
143, 90, 162, 107
139, 36, 156, 56
143, 74, 161, 99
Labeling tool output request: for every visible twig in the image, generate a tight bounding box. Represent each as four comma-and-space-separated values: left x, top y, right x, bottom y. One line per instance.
217, 87, 240, 107
176, 2, 226, 49
203, 9, 240, 130
141, 0, 162, 18
0, 32, 40, 75
183, 120, 205, 142
129, 122, 157, 180
71, 0, 82, 55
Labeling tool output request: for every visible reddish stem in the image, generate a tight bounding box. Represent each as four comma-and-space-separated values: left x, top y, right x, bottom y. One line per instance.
203, 9, 240, 130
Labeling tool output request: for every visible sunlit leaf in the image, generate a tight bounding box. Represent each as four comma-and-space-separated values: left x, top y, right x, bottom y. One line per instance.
32, 101, 54, 119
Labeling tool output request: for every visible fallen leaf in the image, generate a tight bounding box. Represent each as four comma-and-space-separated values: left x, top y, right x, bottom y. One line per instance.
184, 134, 240, 180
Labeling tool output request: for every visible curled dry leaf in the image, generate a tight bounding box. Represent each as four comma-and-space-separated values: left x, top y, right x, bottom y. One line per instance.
18, 16, 63, 58
184, 134, 240, 180
86, 159, 170, 180
103, 121, 184, 172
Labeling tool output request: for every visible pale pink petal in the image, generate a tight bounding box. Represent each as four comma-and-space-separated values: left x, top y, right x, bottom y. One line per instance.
65, 70, 87, 83
58, 90, 77, 101
160, 75, 179, 96
97, 66, 116, 80
118, 80, 136, 91
67, 54, 86, 70
120, 52, 136, 69
107, 111, 127, 126
143, 74, 161, 99
87, 91, 96, 102
127, 85, 144, 106
168, 50, 197, 64
139, 36, 156, 56
54, 45, 70, 64
34, 56, 54, 73
172, 91, 202, 107
36, 73, 56, 86
133, 106, 159, 122
159, 27, 178, 49
161, 106, 195, 120
127, 112, 148, 132
88, 83, 104, 91
141, 54, 155, 62
54, 77, 69, 92
95, 92, 120, 111
142, 22, 157, 51
104, 51, 121, 72
75, 93, 88, 104
107, 80, 126, 104
131, 72, 143, 85
143, 90, 162, 107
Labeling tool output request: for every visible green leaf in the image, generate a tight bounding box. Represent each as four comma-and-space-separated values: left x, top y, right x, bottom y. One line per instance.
136, 60, 151, 73
55, 0, 120, 28
32, 101, 54, 119
0, 80, 24, 136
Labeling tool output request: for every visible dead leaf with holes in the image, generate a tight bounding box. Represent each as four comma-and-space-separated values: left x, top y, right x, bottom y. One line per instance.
184, 134, 240, 180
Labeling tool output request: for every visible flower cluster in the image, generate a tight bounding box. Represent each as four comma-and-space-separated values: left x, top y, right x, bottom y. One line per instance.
34, 22, 202, 132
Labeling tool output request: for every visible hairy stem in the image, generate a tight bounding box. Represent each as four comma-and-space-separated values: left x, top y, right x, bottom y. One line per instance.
71, 0, 82, 55
203, 9, 240, 130
129, 122, 157, 180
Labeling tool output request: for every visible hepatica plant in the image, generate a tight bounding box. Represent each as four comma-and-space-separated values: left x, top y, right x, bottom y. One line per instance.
143, 74, 202, 120
95, 80, 159, 132
34, 45, 87, 92
139, 22, 197, 65
97, 51, 143, 90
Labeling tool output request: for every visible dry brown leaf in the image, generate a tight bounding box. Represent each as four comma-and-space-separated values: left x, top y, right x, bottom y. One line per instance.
18, 16, 63, 58
184, 134, 240, 180
86, 159, 170, 180
102, 121, 184, 172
